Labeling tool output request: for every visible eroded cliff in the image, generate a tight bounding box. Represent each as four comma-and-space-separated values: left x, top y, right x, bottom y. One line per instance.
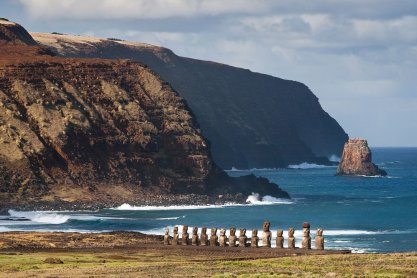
0, 21, 289, 208
32, 32, 349, 169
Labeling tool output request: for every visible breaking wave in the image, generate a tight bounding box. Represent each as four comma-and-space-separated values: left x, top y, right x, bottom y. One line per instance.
8, 210, 70, 224
329, 155, 341, 162
245, 193, 294, 205
287, 162, 335, 169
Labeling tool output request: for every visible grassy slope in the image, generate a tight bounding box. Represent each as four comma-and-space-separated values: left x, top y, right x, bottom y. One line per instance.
1, 250, 416, 277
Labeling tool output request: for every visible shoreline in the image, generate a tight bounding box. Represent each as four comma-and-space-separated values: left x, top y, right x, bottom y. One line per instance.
1, 231, 416, 277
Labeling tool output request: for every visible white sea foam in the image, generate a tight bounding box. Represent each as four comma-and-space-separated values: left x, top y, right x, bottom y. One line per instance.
8, 210, 70, 224
329, 155, 341, 162
287, 162, 335, 169
0, 226, 11, 232
245, 193, 294, 205
7, 210, 124, 225
113, 203, 231, 211
155, 216, 186, 220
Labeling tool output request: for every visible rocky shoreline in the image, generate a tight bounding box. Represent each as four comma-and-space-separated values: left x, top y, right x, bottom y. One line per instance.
0, 192, 260, 211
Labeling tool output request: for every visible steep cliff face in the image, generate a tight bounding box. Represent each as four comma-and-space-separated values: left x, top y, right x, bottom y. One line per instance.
0, 19, 37, 45
32, 32, 349, 169
0, 22, 289, 208
336, 139, 387, 176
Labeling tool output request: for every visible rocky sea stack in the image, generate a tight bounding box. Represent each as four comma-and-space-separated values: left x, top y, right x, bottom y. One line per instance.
0, 20, 289, 209
336, 139, 387, 176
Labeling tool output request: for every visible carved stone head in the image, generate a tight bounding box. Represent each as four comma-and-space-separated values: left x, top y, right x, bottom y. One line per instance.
303, 228, 310, 237
276, 229, 283, 237
252, 229, 258, 237
201, 227, 207, 234
165, 228, 169, 235
230, 227, 236, 236
182, 225, 188, 234
288, 228, 294, 237
192, 227, 198, 235
173, 226, 178, 234
211, 227, 217, 236
263, 221, 270, 232
317, 228, 323, 236
240, 228, 246, 237
220, 228, 226, 236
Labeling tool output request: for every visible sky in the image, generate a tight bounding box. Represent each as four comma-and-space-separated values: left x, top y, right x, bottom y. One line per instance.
2, 0, 417, 147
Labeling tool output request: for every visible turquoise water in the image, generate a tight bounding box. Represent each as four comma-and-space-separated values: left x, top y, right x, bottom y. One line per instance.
1, 148, 416, 253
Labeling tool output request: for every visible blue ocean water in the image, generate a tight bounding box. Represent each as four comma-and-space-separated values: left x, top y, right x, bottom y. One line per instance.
1, 148, 416, 253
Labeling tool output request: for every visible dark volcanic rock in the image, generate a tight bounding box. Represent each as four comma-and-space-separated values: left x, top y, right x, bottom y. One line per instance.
0, 21, 289, 209
32, 33, 348, 169
0, 19, 37, 46
336, 139, 387, 176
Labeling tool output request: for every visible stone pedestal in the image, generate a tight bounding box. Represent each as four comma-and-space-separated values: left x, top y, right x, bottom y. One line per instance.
200, 227, 208, 246
163, 228, 170, 245
315, 228, 324, 250
219, 228, 227, 247
191, 227, 199, 246
210, 228, 218, 246
276, 229, 284, 248
262, 221, 272, 247
172, 226, 179, 245
288, 228, 295, 249
239, 228, 247, 247
301, 222, 311, 249
182, 225, 189, 246
251, 229, 259, 248
229, 227, 237, 247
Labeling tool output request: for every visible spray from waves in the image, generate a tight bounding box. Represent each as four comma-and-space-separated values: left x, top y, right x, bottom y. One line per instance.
245, 193, 294, 205
114, 196, 293, 211
329, 155, 341, 163
7, 210, 126, 225
155, 216, 186, 220
8, 210, 70, 224
287, 162, 336, 169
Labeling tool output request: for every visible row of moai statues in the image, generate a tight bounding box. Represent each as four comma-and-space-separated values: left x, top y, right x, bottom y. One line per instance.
163, 221, 324, 250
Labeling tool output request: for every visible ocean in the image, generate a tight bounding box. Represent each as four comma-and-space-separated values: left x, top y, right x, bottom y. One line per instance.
1, 147, 416, 253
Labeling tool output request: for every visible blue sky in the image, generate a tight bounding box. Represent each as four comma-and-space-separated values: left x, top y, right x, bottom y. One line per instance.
2, 0, 417, 147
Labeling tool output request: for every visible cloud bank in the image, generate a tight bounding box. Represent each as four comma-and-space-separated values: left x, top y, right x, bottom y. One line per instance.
12, 0, 417, 146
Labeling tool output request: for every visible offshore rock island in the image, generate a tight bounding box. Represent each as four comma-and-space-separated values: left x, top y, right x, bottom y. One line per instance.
31, 31, 348, 169
336, 139, 387, 176
0, 19, 289, 209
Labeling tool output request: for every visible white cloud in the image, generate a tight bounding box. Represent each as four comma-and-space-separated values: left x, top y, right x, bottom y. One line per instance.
18, 0, 267, 19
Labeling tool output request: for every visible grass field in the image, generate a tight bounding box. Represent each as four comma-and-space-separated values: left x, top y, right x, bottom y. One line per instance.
1, 250, 416, 277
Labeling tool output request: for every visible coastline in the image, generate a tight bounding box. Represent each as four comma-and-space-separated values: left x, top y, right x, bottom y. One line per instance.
0, 231, 416, 277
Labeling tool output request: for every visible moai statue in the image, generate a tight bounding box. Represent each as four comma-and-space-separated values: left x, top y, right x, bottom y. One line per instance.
182, 225, 189, 245
239, 228, 247, 247
251, 229, 259, 248
200, 227, 209, 246
191, 227, 199, 246
302, 222, 311, 249
229, 227, 237, 247
172, 226, 179, 245
315, 228, 324, 250
163, 228, 170, 245
262, 221, 272, 247
276, 229, 284, 249
210, 228, 219, 246
288, 228, 296, 249
219, 228, 228, 247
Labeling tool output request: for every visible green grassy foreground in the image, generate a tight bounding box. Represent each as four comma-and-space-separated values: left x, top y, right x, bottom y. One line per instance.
1, 250, 416, 277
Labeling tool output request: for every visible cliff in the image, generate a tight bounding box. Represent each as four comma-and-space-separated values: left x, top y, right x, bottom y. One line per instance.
32, 32, 349, 169
336, 139, 387, 176
0, 21, 289, 209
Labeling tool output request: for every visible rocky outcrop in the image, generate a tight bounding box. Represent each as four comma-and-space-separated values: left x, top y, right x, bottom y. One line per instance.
32, 32, 348, 169
336, 139, 387, 176
0, 19, 37, 46
0, 21, 289, 209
